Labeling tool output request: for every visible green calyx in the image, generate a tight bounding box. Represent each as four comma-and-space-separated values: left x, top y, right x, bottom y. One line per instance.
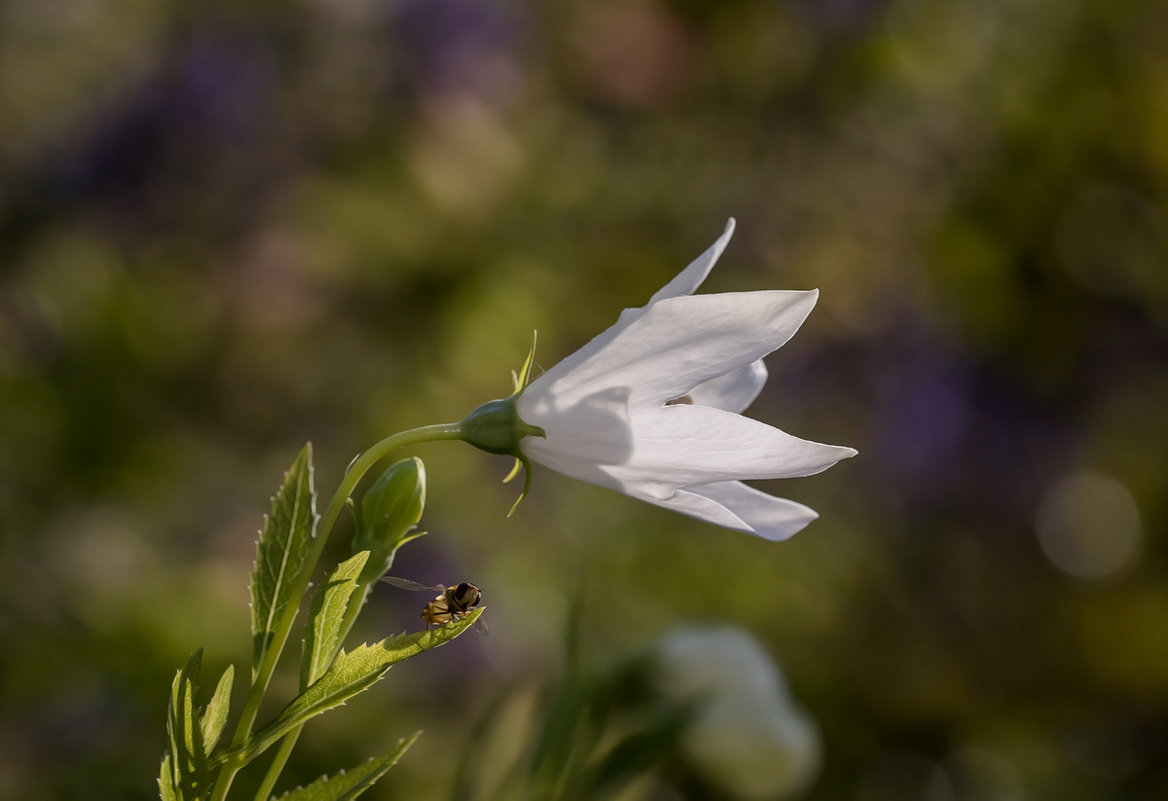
458, 330, 545, 456
459, 397, 544, 456
457, 331, 546, 516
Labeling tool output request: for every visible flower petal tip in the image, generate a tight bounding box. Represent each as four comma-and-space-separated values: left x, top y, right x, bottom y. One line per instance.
750, 508, 820, 542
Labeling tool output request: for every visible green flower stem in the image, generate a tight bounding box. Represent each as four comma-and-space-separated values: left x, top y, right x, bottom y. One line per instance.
211, 422, 465, 801
251, 727, 302, 801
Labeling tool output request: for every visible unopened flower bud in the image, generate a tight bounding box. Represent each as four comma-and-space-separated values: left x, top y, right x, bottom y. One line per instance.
352, 457, 426, 581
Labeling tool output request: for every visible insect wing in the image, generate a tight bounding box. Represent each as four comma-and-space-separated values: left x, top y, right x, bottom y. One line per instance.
380, 576, 445, 593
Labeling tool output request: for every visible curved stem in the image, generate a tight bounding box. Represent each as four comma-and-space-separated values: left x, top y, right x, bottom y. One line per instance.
211, 422, 464, 801
318, 423, 465, 564
252, 728, 301, 801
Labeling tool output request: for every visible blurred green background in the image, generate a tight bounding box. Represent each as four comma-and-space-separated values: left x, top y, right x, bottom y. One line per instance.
2, 0, 1167, 799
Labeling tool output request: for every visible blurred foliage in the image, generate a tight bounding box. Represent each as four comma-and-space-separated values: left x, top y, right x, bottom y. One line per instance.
2, 0, 1167, 799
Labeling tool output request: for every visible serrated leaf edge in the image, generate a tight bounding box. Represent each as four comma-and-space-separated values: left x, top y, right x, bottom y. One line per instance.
301, 551, 370, 688
166, 650, 205, 799
226, 608, 483, 764
251, 444, 320, 677
200, 664, 235, 755
270, 732, 421, 801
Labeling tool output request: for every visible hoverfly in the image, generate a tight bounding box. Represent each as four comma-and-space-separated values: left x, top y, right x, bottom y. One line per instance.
380, 576, 487, 633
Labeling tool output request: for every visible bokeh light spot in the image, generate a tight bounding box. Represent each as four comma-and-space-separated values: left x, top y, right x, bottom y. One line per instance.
1035, 471, 1142, 579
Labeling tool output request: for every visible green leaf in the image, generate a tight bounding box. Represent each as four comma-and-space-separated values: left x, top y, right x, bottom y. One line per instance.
158, 754, 178, 801
166, 650, 206, 800
300, 551, 370, 689
200, 664, 234, 755
271, 733, 420, 801
252, 444, 319, 679
352, 457, 425, 583
234, 608, 483, 763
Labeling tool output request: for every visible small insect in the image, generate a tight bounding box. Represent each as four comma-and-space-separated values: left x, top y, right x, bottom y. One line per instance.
380, 576, 487, 633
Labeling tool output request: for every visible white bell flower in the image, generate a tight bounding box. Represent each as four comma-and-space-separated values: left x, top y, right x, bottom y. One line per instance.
509, 219, 855, 540
656, 626, 822, 800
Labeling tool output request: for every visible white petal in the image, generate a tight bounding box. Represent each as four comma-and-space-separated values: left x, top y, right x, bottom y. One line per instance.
628, 481, 819, 541
628, 483, 753, 530
600, 404, 856, 494
613, 290, 816, 406
520, 384, 635, 487
520, 307, 638, 406
648, 218, 736, 304
684, 482, 820, 541
521, 220, 736, 405
686, 359, 768, 413
523, 289, 818, 410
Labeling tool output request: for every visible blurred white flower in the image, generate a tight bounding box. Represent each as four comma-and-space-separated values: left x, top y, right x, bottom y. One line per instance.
656, 626, 821, 801
515, 219, 855, 540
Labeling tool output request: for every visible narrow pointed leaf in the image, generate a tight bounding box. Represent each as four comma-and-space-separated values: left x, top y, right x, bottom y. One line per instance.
252, 444, 319, 679
235, 609, 483, 763
200, 664, 234, 755
271, 733, 421, 801
397, 530, 428, 549
158, 754, 178, 801
166, 650, 206, 800
301, 551, 371, 688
